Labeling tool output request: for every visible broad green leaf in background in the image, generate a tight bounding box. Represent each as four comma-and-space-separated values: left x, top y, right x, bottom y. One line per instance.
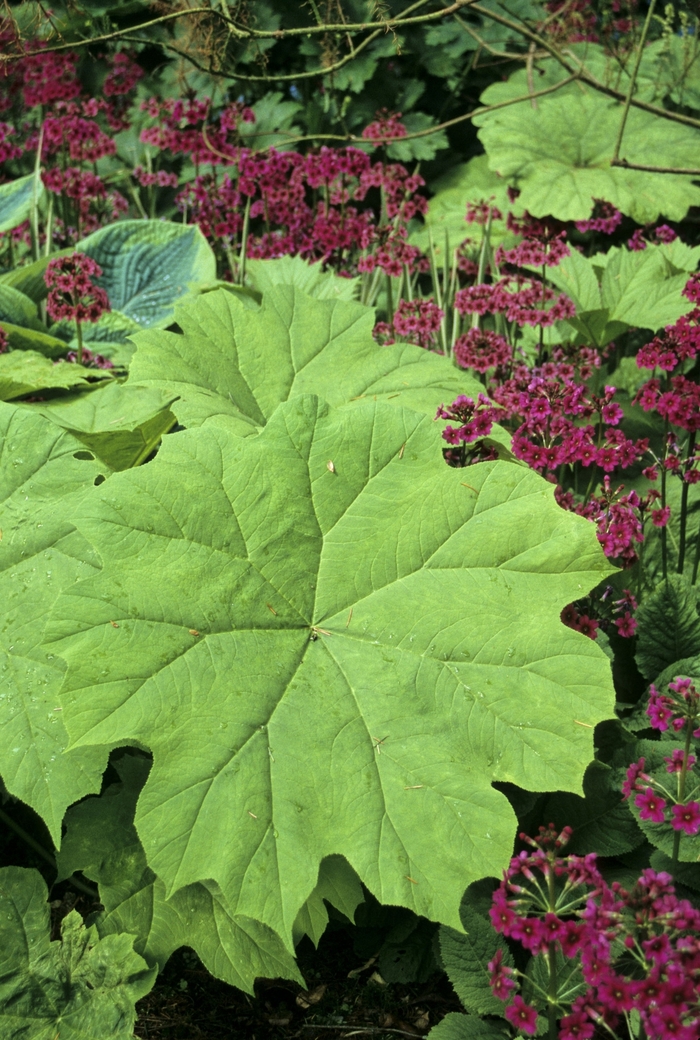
653, 31, 700, 111
475, 93, 700, 222
547, 245, 693, 346
55, 753, 304, 992
48, 396, 615, 949
129, 282, 487, 431
0, 404, 108, 842
50, 311, 144, 367
238, 91, 302, 150
246, 256, 360, 301
27, 382, 178, 471
0, 350, 110, 401
0, 174, 40, 234
385, 112, 449, 163
426, 1013, 510, 1040
539, 760, 643, 856
635, 575, 700, 682
440, 900, 513, 1017
75, 219, 216, 331
0, 252, 66, 303
0, 321, 69, 358
0, 866, 156, 1040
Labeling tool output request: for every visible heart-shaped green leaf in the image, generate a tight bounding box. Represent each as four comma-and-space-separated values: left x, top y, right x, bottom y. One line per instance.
48, 395, 614, 947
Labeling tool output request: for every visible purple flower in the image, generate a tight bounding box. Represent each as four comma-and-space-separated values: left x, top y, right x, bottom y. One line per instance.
635, 787, 667, 823
670, 801, 700, 835
504, 995, 539, 1035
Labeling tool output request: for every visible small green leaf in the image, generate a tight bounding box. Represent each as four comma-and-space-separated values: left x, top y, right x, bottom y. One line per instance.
246, 256, 360, 300
0, 866, 156, 1040
426, 1012, 510, 1040
635, 575, 700, 681
75, 220, 216, 331
0, 174, 40, 234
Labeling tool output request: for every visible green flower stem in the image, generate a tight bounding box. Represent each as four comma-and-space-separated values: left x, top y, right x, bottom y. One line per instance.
671, 724, 694, 868
547, 862, 558, 1040
611, 0, 658, 163
238, 193, 251, 285
75, 318, 84, 367
678, 431, 696, 574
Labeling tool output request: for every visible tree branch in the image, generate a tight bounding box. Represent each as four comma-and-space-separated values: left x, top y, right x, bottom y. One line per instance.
611, 158, 700, 176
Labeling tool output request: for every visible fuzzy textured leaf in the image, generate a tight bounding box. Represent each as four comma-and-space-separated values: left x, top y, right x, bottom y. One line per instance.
47, 395, 614, 948
440, 902, 513, 1016
635, 575, 700, 681
0, 866, 156, 1040
0, 404, 108, 842
129, 283, 486, 431
76, 220, 216, 331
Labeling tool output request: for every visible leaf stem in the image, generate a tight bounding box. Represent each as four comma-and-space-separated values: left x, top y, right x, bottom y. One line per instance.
611, 0, 658, 163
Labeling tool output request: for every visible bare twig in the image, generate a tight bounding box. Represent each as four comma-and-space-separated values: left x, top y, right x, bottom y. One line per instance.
611, 0, 658, 162
611, 158, 700, 175
300, 1026, 422, 1038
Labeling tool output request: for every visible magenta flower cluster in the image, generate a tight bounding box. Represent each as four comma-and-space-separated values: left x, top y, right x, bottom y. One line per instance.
488, 825, 700, 1039
44, 252, 110, 325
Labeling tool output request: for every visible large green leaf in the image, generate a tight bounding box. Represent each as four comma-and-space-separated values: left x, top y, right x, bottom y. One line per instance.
0, 174, 40, 234
0, 350, 111, 401
75, 220, 216, 332
0, 283, 43, 330
56, 752, 304, 992
128, 283, 486, 431
0, 866, 156, 1040
246, 256, 360, 301
47, 395, 615, 948
28, 382, 178, 471
293, 855, 365, 947
426, 1013, 510, 1040
476, 92, 700, 222
0, 404, 108, 842
0, 321, 70, 358
0, 251, 71, 304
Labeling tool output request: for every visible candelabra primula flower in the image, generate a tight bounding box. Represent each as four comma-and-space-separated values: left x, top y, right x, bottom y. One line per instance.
44, 253, 110, 325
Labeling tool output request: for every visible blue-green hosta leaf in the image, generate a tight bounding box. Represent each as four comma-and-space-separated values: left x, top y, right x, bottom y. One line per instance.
0, 405, 108, 842
0, 866, 156, 1040
0, 174, 40, 234
55, 752, 303, 991
75, 220, 216, 331
0, 322, 69, 358
27, 382, 178, 471
47, 395, 615, 948
476, 93, 700, 223
0, 350, 111, 401
129, 283, 487, 432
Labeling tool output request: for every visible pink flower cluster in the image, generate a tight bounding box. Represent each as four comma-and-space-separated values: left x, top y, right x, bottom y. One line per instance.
436, 393, 502, 445
390, 297, 444, 349
575, 200, 623, 235
455, 278, 576, 328
361, 109, 408, 142
44, 252, 110, 324
488, 825, 700, 1039
454, 328, 511, 373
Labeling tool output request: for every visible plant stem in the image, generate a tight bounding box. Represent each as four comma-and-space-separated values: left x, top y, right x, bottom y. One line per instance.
671, 724, 694, 868
612, 0, 658, 162
678, 431, 696, 574
546, 858, 558, 1040
75, 318, 84, 366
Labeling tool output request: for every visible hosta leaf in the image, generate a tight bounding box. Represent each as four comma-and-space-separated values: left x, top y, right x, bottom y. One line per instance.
48, 395, 615, 947
0, 321, 69, 358
0, 283, 43, 329
440, 901, 513, 1016
0, 866, 156, 1040
0, 174, 40, 234
129, 282, 486, 431
476, 93, 700, 222
426, 1013, 510, 1040
28, 382, 178, 471
0, 350, 110, 401
75, 220, 216, 331
0, 252, 68, 303
635, 575, 700, 682
0, 404, 108, 842
55, 751, 304, 992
